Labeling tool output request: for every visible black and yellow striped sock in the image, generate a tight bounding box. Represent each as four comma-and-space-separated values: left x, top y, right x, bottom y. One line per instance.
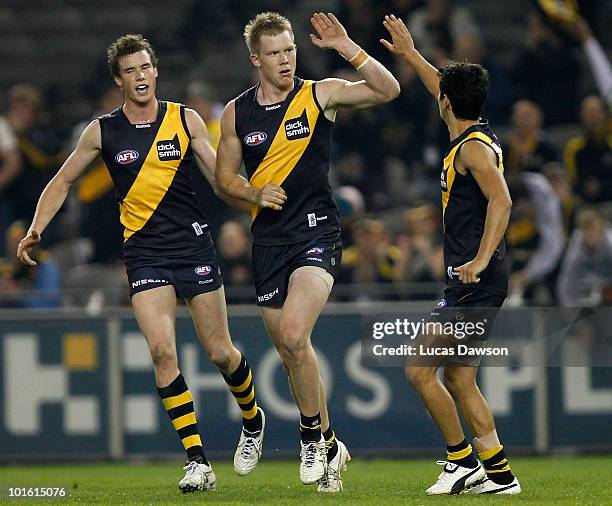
157, 373, 208, 464
323, 427, 338, 462
447, 439, 479, 468
223, 354, 262, 433
300, 412, 322, 443
480, 444, 514, 485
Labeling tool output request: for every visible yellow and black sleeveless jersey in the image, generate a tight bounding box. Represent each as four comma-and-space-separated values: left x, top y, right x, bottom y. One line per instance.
234, 77, 340, 245
441, 120, 509, 296
98, 101, 211, 260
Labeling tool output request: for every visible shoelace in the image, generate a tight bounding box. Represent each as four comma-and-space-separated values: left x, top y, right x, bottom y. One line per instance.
183, 461, 199, 477
301, 442, 324, 468
434, 460, 456, 482
240, 434, 259, 458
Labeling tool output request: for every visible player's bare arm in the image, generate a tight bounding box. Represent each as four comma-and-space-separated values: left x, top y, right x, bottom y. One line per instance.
17, 119, 101, 266
455, 141, 512, 284
381, 14, 440, 99
215, 100, 287, 211
185, 107, 251, 212
310, 12, 400, 113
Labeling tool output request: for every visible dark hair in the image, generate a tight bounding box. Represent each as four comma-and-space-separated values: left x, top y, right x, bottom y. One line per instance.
107, 34, 158, 78
439, 61, 489, 120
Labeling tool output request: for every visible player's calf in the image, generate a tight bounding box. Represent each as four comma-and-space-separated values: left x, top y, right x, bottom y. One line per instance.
222, 353, 265, 475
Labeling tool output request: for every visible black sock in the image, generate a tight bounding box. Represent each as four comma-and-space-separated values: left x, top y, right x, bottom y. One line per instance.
480, 445, 514, 485
222, 354, 262, 433
446, 439, 479, 468
300, 412, 322, 443
157, 373, 209, 465
323, 427, 338, 462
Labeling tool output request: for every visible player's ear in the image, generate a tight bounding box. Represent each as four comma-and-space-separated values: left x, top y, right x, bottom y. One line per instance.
153, 66, 158, 78
113, 75, 122, 87
250, 53, 261, 68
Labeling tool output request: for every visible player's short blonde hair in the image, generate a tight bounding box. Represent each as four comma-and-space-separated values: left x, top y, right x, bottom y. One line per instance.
244, 12, 293, 54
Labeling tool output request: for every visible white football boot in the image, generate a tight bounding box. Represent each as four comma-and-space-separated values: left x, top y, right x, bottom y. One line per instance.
299, 436, 327, 485
426, 460, 486, 495
462, 476, 521, 495
234, 407, 266, 476
317, 439, 351, 493
178, 458, 216, 492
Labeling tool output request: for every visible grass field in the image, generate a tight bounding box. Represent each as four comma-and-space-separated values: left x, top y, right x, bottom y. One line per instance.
1, 456, 610, 505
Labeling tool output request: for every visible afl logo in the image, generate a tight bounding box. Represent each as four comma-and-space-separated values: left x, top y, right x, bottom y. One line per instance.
306, 247, 324, 255
115, 150, 139, 164
244, 131, 267, 146
194, 265, 212, 276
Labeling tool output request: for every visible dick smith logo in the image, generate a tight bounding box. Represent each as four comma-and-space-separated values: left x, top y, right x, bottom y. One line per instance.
285, 110, 310, 140
157, 134, 181, 161
441, 166, 449, 191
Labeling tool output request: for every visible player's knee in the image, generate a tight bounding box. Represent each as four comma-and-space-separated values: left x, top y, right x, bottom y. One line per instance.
443, 370, 474, 395
405, 365, 433, 390
149, 342, 177, 371
207, 346, 232, 371
277, 326, 310, 366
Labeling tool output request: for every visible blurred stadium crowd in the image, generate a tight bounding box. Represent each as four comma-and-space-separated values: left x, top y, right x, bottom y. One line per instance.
0, 0, 610, 310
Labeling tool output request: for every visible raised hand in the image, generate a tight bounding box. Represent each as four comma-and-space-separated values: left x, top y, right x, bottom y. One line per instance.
380, 14, 416, 57
256, 183, 287, 211
309, 12, 349, 50
17, 229, 41, 266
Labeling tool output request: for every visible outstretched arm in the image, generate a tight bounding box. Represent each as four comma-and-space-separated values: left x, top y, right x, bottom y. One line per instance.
215, 101, 287, 211
17, 120, 101, 265
185, 107, 251, 212
381, 14, 440, 99
310, 12, 400, 112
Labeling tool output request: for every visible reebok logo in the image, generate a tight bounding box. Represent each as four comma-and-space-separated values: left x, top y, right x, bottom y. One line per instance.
285, 109, 310, 140
157, 134, 181, 161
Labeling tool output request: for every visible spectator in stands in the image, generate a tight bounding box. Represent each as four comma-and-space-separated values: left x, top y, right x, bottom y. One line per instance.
407, 0, 480, 59
557, 14, 612, 104
5, 83, 63, 226
506, 172, 564, 304
557, 208, 612, 306
503, 100, 558, 174
0, 113, 21, 257
543, 162, 578, 239
512, 11, 580, 125
216, 219, 253, 289
0, 221, 60, 308
185, 80, 223, 149
396, 204, 445, 283
338, 218, 405, 288
452, 33, 514, 124
384, 59, 430, 163
564, 95, 611, 204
